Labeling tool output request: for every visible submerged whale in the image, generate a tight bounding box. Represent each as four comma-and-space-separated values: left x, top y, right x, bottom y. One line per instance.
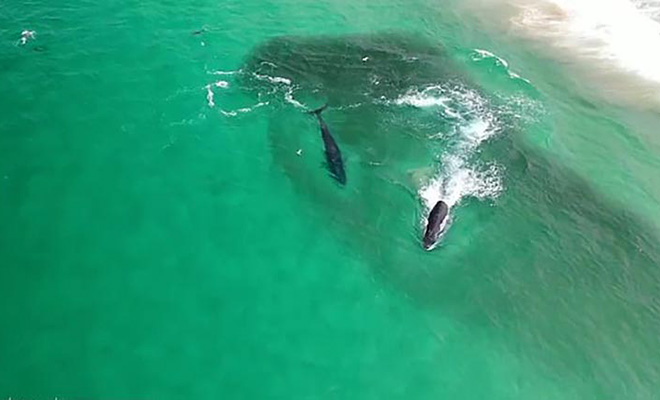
308, 105, 346, 185
423, 200, 449, 250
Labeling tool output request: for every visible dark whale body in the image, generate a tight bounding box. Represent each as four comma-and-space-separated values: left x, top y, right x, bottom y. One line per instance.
423, 200, 449, 250
309, 105, 346, 185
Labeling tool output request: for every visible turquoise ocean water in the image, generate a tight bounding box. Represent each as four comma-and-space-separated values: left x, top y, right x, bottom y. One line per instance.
3, 0, 660, 398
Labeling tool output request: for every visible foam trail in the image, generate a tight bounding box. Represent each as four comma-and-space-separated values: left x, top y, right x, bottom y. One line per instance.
419, 157, 502, 215
220, 101, 269, 117
284, 87, 306, 109
254, 73, 292, 85
210, 69, 241, 76
205, 84, 215, 108
395, 86, 464, 120
474, 49, 509, 68
395, 84, 502, 220
204, 80, 230, 108
249, 72, 307, 109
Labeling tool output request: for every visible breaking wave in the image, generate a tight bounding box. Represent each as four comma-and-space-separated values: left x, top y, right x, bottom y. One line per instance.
461, 0, 660, 107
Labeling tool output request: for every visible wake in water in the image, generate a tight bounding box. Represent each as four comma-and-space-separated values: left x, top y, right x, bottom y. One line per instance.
204, 80, 229, 108
205, 69, 302, 115
394, 84, 503, 231
250, 71, 308, 109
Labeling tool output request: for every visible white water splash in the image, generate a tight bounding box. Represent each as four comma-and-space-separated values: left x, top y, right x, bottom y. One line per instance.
420, 156, 502, 210
395, 92, 452, 109
394, 84, 503, 220
394, 84, 498, 124
395, 86, 461, 119
632, 0, 660, 21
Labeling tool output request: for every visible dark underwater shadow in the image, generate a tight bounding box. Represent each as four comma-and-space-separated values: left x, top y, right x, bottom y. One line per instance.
241, 33, 660, 398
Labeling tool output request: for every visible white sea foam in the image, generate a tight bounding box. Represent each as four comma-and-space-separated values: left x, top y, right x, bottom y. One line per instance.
204, 80, 230, 108
336, 102, 364, 110
473, 49, 509, 68
17, 30, 36, 46
462, 0, 660, 107
210, 69, 241, 76
254, 73, 292, 85
249, 72, 307, 108
420, 156, 502, 209
284, 86, 306, 109
394, 85, 472, 120
395, 92, 452, 109
205, 84, 215, 108
394, 84, 503, 226
220, 101, 269, 117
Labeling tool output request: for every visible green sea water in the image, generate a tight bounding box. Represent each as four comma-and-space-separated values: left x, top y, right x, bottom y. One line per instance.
2, 0, 660, 399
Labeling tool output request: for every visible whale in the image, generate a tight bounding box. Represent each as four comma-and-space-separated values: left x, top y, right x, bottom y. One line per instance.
423, 200, 449, 250
308, 105, 346, 185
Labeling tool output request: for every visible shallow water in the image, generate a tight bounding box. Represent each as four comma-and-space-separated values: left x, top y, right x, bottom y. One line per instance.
2, 0, 660, 398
